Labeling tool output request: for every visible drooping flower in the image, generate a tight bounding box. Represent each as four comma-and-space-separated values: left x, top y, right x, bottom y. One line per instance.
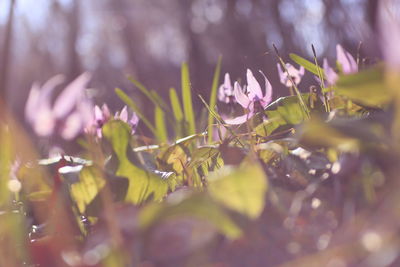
277, 63, 305, 87
218, 73, 236, 104
86, 104, 139, 138
224, 69, 273, 125
336, 44, 358, 74
322, 58, 339, 87
319, 44, 358, 87
25, 73, 93, 140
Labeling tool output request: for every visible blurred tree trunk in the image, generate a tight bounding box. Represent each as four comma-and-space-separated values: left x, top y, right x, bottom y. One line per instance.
0, 0, 16, 102
66, 0, 82, 80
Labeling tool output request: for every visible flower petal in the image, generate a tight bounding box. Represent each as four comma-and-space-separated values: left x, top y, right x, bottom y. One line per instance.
246, 69, 263, 99
60, 111, 84, 140
323, 58, 338, 86
118, 106, 129, 122
25, 83, 41, 123
234, 82, 251, 108
277, 63, 286, 85
336, 44, 357, 74
53, 72, 91, 119
258, 70, 273, 107
94, 105, 103, 122
224, 110, 255, 125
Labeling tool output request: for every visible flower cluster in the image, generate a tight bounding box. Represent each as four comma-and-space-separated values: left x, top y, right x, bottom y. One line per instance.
220, 69, 273, 125
87, 104, 139, 138
217, 44, 358, 125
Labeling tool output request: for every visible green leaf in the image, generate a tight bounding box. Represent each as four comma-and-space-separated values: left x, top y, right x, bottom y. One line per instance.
335, 66, 390, 107
207, 159, 268, 219
139, 194, 242, 239
102, 120, 173, 204
298, 118, 360, 150
290, 53, 325, 77
169, 87, 184, 137
0, 126, 12, 205
150, 89, 170, 113
169, 88, 184, 121
207, 56, 222, 143
181, 62, 196, 135
70, 166, 105, 213
155, 106, 168, 143
128, 76, 168, 111
115, 88, 157, 135
255, 94, 311, 137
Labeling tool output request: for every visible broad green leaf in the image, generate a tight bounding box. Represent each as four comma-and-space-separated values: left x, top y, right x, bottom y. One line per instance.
156, 133, 203, 173
290, 53, 325, 77
207, 56, 222, 143
255, 95, 311, 137
103, 120, 173, 204
298, 118, 360, 150
70, 166, 105, 213
155, 106, 168, 142
335, 66, 390, 107
115, 88, 157, 135
207, 159, 268, 219
139, 194, 242, 239
181, 62, 196, 135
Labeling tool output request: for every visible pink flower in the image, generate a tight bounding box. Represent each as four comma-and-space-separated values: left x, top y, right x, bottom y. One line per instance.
114, 106, 139, 134
25, 73, 93, 140
321, 58, 338, 86
218, 73, 236, 104
86, 104, 139, 138
319, 44, 358, 87
336, 44, 358, 74
277, 63, 305, 87
225, 69, 273, 125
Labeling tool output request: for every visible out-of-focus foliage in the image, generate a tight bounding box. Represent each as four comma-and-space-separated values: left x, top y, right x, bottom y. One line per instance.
2, 1, 400, 264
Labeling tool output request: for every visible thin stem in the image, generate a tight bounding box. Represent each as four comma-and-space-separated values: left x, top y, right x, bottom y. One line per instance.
311, 44, 330, 113
273, 44, 310, 119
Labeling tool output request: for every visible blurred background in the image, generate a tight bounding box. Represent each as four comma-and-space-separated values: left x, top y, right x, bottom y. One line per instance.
0, 0, 381, 121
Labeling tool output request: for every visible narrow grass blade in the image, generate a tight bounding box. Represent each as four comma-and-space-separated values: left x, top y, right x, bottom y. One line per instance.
169, 88, 183, 122
128, 76, 169, 111
155, 106, 168, 143
207, 55, 222, 143
115, 88, 157, 135
181, 62, 196, 135
289, 53, 325, 77
198, 95, 244, 147
169, 87, 184, 137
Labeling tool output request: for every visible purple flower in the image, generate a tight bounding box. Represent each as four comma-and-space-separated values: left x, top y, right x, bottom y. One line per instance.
86, 104, 139, 138
318, 44, 358, 87
218, 73, 236, 104
114, 106, 139, 134
25, 73, 93, 140
322, 58, 339, 86
277, 63, 305, 87
225, 69, 273, 125
86, 104, 111, 138
336, 44, 358, 74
